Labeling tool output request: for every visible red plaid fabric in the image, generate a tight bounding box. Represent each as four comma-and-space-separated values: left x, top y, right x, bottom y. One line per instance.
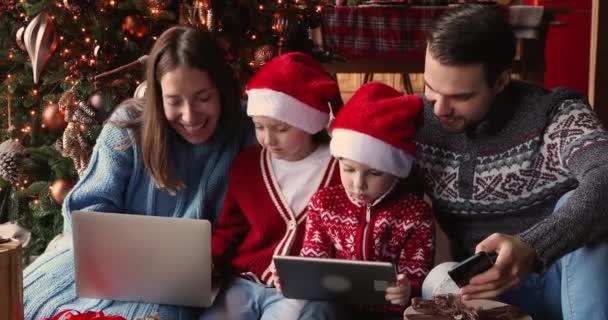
321, 6, 448, 60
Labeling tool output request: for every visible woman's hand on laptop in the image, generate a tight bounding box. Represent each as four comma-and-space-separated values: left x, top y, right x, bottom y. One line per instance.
385, 274, 411, 306
272, 273, 283, 292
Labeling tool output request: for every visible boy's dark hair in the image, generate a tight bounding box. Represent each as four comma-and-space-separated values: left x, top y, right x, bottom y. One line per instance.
426, 5, 516, 86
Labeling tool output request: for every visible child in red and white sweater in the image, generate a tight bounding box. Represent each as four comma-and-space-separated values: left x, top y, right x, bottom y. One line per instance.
201, 53, 342, 320
298, 82, 435, 318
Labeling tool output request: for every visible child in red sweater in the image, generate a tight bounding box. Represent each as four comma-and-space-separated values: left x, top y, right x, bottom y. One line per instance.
200, 53, 342, 320
286, 82, 436, 319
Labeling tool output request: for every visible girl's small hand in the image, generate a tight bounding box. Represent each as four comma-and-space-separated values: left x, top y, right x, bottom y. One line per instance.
272, 273, 283, 292
385, 274, 411, 306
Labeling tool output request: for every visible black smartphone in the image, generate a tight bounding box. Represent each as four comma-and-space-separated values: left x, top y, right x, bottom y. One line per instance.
447, 251, 496, 288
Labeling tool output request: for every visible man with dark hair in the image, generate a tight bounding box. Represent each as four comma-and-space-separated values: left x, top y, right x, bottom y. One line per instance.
415, 4, 608, 320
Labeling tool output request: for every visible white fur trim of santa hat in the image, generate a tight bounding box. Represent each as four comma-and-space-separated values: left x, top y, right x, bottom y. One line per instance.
247, 88, 330, 134
330, 128, 415, 178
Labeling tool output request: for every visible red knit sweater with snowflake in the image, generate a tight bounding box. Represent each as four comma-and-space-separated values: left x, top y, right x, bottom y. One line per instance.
212, 145, 341, 285
300, 182, 435, 315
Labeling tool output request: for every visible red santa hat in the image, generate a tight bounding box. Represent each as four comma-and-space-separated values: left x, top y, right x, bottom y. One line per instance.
246, 52, 339, 134
330, 82, 423, 178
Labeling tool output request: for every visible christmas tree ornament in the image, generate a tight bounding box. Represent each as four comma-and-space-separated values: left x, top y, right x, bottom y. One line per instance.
61, 94, 96, 176
178, 3, 212, 29
61, 121, 91, 176
15, 26, 26, 51
121, 15, 150, 39
144, 0, 171, 10
58, 90, 76, 111
42, 103, 67, 129
207, 9, 216, 32
72, 101, 98, 125
49, 179, 75, 204
133, 81, 147, 99
0, 140, 26, 185
253, 44, 277, 68
24, 12, 58, 84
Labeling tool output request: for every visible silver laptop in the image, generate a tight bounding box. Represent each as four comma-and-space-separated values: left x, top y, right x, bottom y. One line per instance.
72, 211, 213, 307
273, 255, 396, 304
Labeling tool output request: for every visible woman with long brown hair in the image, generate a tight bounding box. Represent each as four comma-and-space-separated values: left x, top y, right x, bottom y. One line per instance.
22, 26, 254, 320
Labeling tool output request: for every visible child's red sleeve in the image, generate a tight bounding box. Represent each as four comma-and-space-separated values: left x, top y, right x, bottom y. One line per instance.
398, 199, 435, 299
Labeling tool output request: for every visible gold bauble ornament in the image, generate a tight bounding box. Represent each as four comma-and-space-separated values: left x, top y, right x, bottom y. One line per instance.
49, 179, 75, 204
42, 103, 67, 129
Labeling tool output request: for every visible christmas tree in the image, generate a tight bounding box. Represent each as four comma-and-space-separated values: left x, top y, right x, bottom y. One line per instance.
0, 0, 332, 262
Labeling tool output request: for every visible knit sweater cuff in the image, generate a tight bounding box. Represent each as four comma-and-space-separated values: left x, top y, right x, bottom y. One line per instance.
518, 226, 558, 271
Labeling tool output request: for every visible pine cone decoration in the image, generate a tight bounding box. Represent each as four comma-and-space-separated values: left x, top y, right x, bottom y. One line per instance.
0, 140, 26, 185
57, 90, 98, 176
61, 122, 91, 176
72, 101, 98, 125
59, 90, 76, 112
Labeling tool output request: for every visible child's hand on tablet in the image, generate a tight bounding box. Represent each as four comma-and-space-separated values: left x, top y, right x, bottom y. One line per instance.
385, 274, 411, 306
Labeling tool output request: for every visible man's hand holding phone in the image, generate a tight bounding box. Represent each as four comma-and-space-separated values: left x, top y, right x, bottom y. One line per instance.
448, 251, 496, 288
457, 233, 539, 300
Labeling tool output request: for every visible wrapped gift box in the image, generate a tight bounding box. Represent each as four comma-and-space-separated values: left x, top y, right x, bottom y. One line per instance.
0, 239, 24, 320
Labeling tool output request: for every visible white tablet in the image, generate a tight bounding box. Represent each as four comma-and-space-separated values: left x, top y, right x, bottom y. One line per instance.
273, 255, 396, 304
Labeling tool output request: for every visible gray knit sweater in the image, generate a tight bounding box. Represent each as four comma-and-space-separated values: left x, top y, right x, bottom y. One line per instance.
415, 80, 608, 268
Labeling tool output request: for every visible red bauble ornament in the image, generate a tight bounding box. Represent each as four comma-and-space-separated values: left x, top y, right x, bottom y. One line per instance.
121, 15, 150, 39
50, 179, 75, 204
42, 103, 67, 129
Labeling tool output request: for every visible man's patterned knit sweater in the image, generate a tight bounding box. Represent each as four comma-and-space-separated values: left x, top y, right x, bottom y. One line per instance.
415, 80, 608, 268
